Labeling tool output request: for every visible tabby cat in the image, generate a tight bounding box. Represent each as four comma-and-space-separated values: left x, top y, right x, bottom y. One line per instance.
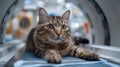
26, 8, 99, 64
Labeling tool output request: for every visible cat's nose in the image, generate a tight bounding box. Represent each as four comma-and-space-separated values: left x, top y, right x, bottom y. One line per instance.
56, 32, 61, 37
55, 28, 62, 37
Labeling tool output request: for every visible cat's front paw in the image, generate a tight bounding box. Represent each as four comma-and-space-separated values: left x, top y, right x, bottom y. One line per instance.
71, 47, 99, 61
45, 53, 62, 64
83, 52, 99, 61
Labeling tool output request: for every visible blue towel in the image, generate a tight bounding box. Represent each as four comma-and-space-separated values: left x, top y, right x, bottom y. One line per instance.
14, 52, 120, 67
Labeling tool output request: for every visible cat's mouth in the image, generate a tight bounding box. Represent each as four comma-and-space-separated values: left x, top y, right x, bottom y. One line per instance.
48, 36, 63, 43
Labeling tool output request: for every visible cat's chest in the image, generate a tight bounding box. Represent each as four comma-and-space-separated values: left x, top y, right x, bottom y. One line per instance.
44, 43, 71, 56
46, 43, 68, 50
59, 44, 71, 56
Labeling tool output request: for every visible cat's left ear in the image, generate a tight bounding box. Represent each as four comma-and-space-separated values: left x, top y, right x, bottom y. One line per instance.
61, 10, 70, 20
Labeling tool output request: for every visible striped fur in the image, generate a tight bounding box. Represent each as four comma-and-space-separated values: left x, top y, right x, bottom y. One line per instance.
26, 8, 99, 64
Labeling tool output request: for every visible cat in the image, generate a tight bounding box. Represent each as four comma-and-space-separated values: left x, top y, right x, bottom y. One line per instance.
26, 8, 99, 64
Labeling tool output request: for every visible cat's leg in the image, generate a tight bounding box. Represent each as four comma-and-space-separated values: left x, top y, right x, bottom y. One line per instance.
44, 50, 62, 64
69, 46, 99, 61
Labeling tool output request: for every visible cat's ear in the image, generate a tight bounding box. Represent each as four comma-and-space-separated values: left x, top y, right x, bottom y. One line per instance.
61, 10, 70, 20
38, 8, 49, 24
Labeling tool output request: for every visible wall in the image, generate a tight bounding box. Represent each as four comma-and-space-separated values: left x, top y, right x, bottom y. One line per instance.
96, 0, 120, 47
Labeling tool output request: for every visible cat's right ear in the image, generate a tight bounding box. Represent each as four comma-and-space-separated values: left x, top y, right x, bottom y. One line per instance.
38, 8, 49, 24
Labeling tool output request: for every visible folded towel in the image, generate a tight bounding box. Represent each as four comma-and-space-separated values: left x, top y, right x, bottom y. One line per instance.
14, 52, 120, 67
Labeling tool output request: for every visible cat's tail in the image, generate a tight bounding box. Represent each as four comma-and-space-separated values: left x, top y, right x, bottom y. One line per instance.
72, 36, 89, 45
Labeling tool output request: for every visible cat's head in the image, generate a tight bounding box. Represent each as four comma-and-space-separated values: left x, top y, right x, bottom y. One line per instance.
35, 8, 71, 43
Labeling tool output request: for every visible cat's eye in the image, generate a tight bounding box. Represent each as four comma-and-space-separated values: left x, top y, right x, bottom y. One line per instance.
47, 24, 54, 29
62, 25, 67, 29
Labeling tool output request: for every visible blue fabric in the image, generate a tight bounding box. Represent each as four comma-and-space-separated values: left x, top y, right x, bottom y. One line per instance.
5, 39, 12, 43
14, 52, 120, 67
